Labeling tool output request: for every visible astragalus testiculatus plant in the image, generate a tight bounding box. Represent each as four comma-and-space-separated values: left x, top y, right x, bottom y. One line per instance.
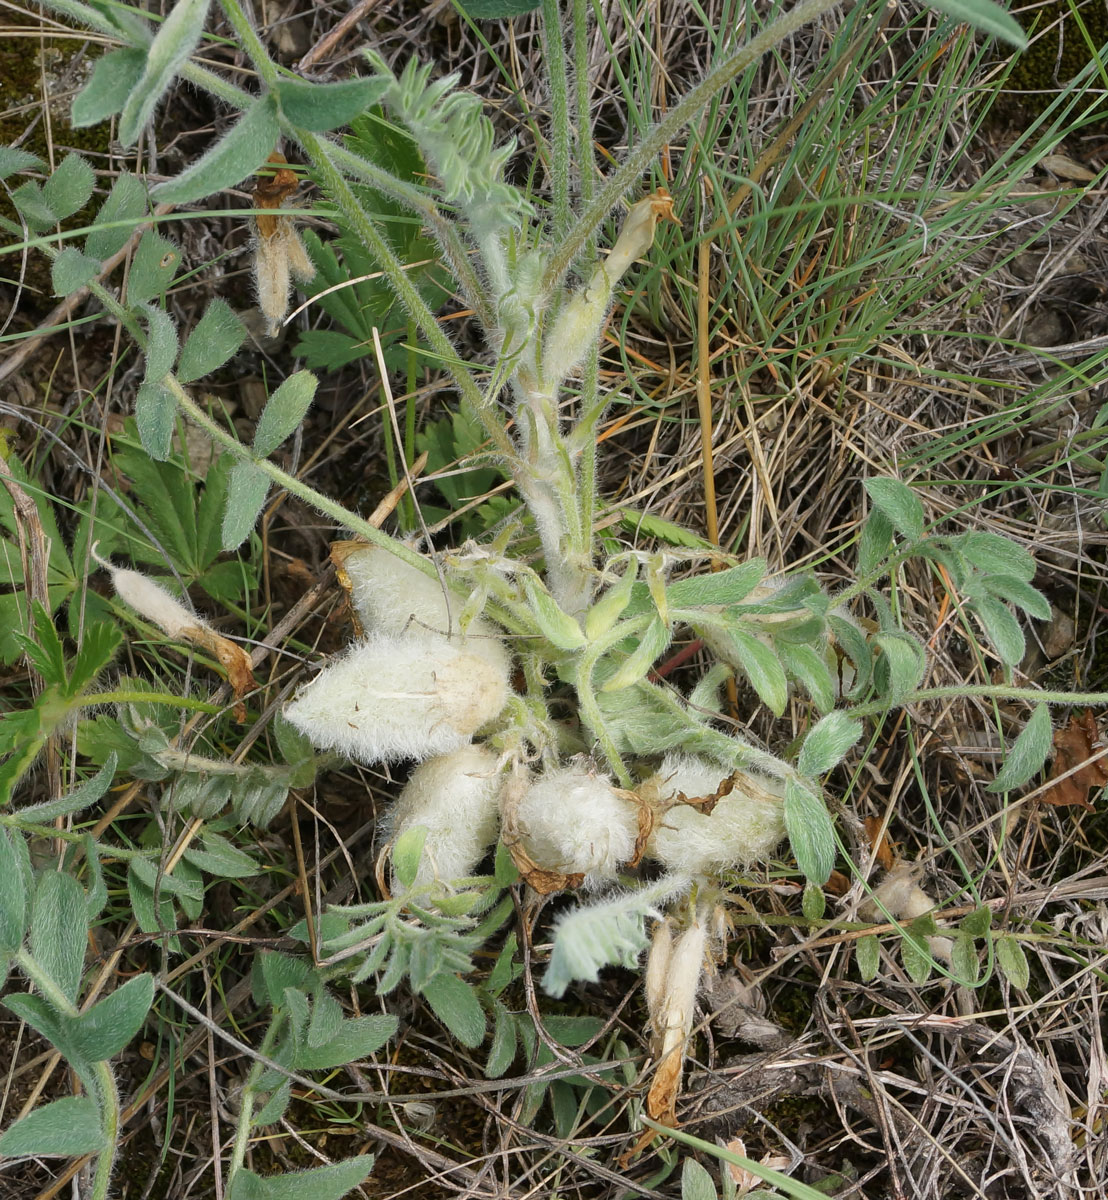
10, 0, 1092, 1188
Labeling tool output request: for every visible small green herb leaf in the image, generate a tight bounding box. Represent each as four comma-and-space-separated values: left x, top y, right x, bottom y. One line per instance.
0, 1096, 105, 1157
42, 153, 95, 221
31, 871, 88, 1003
142, 304, 179, 381
0, 146, 43, 181
222, 461, 271, 551
874, 631, 926, 701
952, 931, 981, 985
391, 826, 427, 890
135, 381, 176, 462
51, 247, 100, 296
0, 829, 27, 952
726, 627, 788, 717
227, 1156, 376, 1200
86, 172, 147, 260
420, 973, 486, 1047
996, 933, 1030, 989
523, 577, 585, 651
119, 0, 211, 147
276, 76, 388, 131
798, 711, 862, 778
253, 370, 317, 457
71, 46, 147, 126
785, 778, 835, 885
600, 617, 670, 692
152, 94, 280, 204
988, 703, 1052, 793
176, 298, 246, 383
971, 596, 1025, 667
855, 934, 880, 982
863, 477, 924, 542
126, 231, 180, 305
66, 972, 154, 1061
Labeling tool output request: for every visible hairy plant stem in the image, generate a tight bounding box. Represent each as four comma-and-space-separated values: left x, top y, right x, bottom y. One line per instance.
852, 684, 1108, 720
225, 1013, 284, 1184
543, 0, 841, 293
542, 0, 573, 240
16, 949, 121, 1200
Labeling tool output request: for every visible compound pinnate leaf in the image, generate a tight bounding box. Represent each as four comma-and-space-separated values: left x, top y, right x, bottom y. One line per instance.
31, 871, 89, 1003
118, 0, 210, 147
176, 298, 246, 383
988, 702, 1052, 793
863, 477, 924, 542
227, 1155, 376, 1200
71, 46, 147, 127
126, 231, 180, 305
785, 778, 835, 885
0, 1096, 105, 1158
86, 172, 147, 261
222, 461, 271, 551
253, 370, 317, 458
276, 76, 388, 132
153, 94, 280, 204
51, 247, 100, 296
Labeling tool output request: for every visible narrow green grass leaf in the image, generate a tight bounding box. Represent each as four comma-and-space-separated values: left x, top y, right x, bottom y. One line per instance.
863, 477, 924, 542
988, 703, 1052, 793
253, 370, 318, 457
176, 298, 246, 383
42, 153, 94, 221
222, 461, 271, 551
785, 778, 835, 885
0, 1096, 105, 1157
85, 172, 147, 260
51, 247, 100, 296
996, 933, 1030, 989
798, 711, 862, 777
276, 76, 387, 132
921, 0, 1027, 47
152, 94, 280, 204
71, 46, 147, 127
126, 231, 180, 304
119, 0, 210, 147
227, 1156, 376, 1200
459, 0, 542, 15
31, 871, 88, 1003
135, 381, 176, 462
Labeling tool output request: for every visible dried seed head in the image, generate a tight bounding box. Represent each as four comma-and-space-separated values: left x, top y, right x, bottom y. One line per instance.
252, 154, 315, 336
388, 744, 503, 889
284, 633, 510, 764
513, 764, 639, 885
644, 753, 786, 878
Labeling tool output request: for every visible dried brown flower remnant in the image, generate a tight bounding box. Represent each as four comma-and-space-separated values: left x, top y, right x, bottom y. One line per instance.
1042, 709, 1108, 810
253, 153, 315, 336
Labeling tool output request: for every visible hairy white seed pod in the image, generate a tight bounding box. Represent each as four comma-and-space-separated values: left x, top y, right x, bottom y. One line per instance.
331, 542, 509, 675
644, 753, 786, 878
513, 764, 639, 884
94, 548, 205, 639
284, 633, 509, 764
388, 744, 503, 888
862, 863, 953, 963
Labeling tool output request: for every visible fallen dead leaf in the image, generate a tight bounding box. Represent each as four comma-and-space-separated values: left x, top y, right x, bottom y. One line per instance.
1042, 709, 1107, 811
